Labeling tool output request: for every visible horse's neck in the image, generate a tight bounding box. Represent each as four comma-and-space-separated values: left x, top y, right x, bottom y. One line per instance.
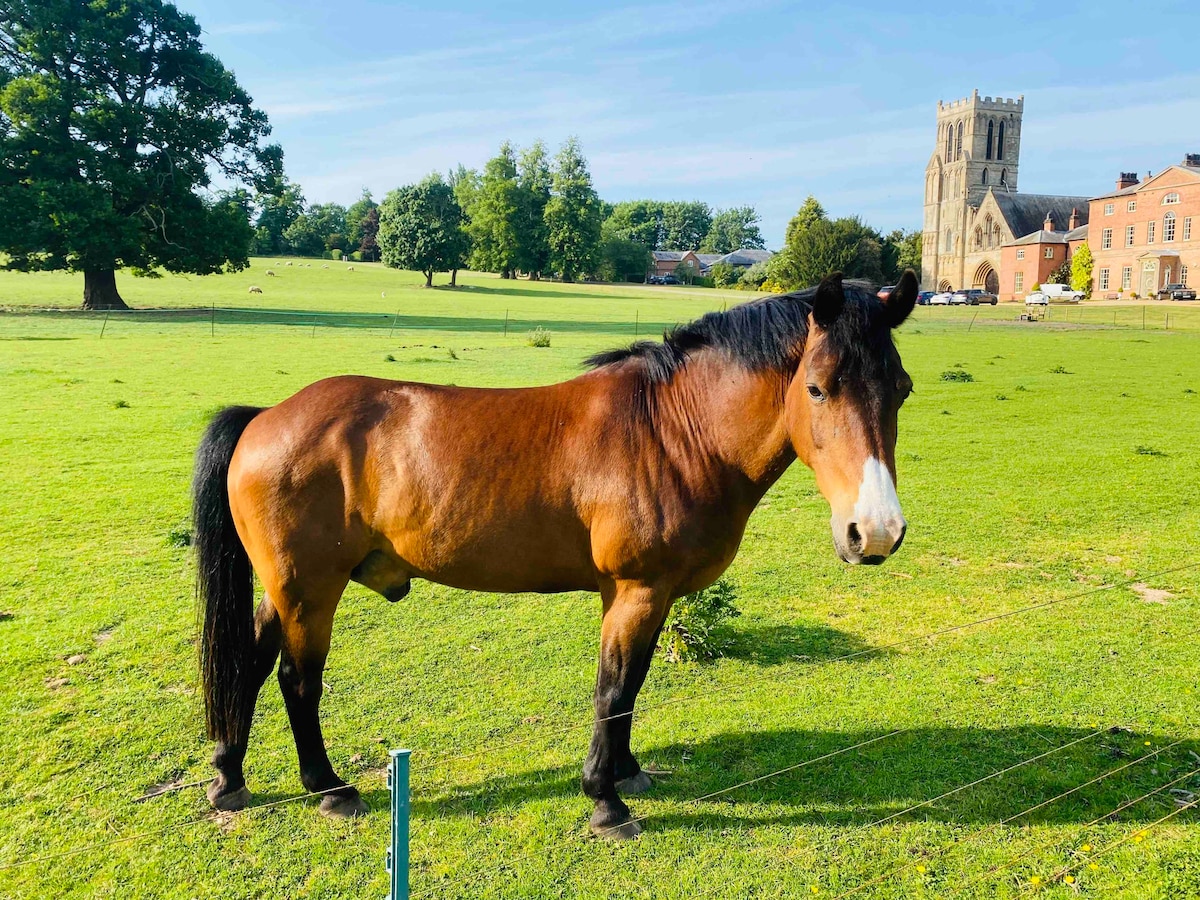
656, 354, 795, 492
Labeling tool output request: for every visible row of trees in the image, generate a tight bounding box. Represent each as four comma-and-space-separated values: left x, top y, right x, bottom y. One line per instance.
246, 185, 380, 260
602, 201, 765, 254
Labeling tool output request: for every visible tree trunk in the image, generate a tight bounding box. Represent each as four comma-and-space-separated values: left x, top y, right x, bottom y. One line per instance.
450, 268, 458, 287
424, 269, 434, 287
530, 271, 540, 281
82, 270, 129, 310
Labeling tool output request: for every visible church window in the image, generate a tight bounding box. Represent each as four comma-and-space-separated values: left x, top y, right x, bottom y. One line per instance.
973, 227, 983, 250
986, 120, 994, 160
945, 124, 952, 160
955, 121, 963, 160
982, 168, 988, 185
1101, 228, 1112, 249
997, 121, 1006, 160
1164, 212, 1176, 241
1163, 192, 1180, 205
999, 168, 1008, 187
944, 229, 953, 253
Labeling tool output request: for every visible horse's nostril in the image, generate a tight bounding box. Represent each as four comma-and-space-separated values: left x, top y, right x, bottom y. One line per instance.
891, 525, 907, 555
847, 522, 862, 551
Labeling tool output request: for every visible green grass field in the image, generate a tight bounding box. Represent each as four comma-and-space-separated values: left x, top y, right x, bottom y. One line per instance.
1, 260, 1198, 899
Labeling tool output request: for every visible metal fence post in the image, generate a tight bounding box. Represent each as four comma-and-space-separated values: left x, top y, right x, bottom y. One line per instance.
386, 749, 411, 900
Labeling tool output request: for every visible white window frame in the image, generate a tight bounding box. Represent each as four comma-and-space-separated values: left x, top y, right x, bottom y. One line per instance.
1127, 200, 1137, 212
1045, 247, 1054, 259
1125, 225, 1135, 246
1104, 203, 1114, 215
1181, 264, 1189, 286
1101, 228, 1112, 249
1014, 271, 1024, 292
1185, 217, 1193, 241
1148, 221, 1156, 243
1121, 266, 1132, 290
1099, 268, 1110, 290
1016, 249, 1025, 260
1164, 212, 1176, 242
1163, 192, 1180, 205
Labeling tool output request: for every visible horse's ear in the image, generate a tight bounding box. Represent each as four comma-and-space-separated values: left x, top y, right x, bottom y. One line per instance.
812, 272, 845, 328
885, 269, 919, 328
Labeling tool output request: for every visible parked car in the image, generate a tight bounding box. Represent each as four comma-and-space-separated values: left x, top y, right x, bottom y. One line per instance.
1025, 292, 1050, 305
929, 292, 952, 305
1037, 283, 1085, 302
959, 288, 998, 305
660, 274, 682, 285
916, 291, 935, 306
1158, 283, 1197, 301
949, 291, 971, 305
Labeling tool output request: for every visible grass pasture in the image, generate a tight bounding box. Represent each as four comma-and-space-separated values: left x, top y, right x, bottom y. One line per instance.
1, 261, 1199, 899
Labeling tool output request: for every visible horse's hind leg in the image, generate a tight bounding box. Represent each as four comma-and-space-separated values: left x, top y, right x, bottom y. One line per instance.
272, 573, 367, 818
582, 581, 670, 839
207, 595, 282, 810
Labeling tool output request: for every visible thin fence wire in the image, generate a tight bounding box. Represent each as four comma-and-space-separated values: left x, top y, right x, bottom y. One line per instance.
949, 767, 1200, 896
3, 562, 1198, 880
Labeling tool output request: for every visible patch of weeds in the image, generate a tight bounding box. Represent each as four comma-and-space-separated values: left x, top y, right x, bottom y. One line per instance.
384, 354, 395, 362
411, 356, 437, 363
112, 399, 130, 409
661, 579, 741, 663
1185, 388, 1196, 395
1015, 385, 1028, 392
995, 394, 1008, 401
1049, 365, 1072, 374
526, 326, 551, 348
1134, 446, 1167, 457
940, 370, 974, 382
166, 526, 192, 548
447, 348, 458, 360
941, 410, 951, 415
1120, 392, 1132, 398
905, 452, 922, 462
111, 378, 124, 383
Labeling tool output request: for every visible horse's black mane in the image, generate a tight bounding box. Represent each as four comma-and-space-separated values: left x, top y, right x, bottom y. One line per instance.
584, 281, 889, 383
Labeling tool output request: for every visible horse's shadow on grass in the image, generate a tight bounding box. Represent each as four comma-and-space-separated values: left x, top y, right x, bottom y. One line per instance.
413, 725, 1199, 830
722, 623, 877, 666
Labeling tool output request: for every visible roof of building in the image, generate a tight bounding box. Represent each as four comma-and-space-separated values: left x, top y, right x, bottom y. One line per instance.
651, 250, 689, 261
993, 192, 1091, 238
695, 253, 724, 266
1090, 164, 1200, 200
1065, 224, 1089, 241
1007, 229, 1068, 246
714, 249, 775, 266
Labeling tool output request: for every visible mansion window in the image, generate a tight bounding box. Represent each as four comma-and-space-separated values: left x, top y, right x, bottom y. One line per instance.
1101, 228, 1112, 249
1044, 247, 1054, 259
1147, 221, 1156, 243
1164, 212, 1176, 242
1163, 192, 1180, 205
1104, 203, 1114, 215
1099, 268, 1110, 291
1185, 217, 1193, 241
1016, 249, 1025, 260
1182, 265, 1189, 286
1014, 272, 1024, 291
1121, 266, 1132, 290
1126, 225, 1135, 246
1128, 200, 1137, 212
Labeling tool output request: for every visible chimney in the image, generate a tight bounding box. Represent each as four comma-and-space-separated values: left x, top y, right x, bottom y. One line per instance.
1185, 153, 1200, 168
1043, 211, 1055, 232
1117, 172, 1139, 190
1069, 208, 1080, 230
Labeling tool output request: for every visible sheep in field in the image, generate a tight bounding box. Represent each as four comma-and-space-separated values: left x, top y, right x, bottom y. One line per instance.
265, 270, 276, 277
248, 286, 263, 294
347, 266, 355, 272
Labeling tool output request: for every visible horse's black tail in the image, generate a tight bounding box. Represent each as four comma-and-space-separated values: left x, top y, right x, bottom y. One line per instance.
193, 405, 264, 746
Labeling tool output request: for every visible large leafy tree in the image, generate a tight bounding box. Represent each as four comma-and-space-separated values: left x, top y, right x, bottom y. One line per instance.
602, 200, 663, 250
769, 197, 884, 290
516, 141, 551, 279
464, 142, 521, 277
357, 205, 380, 262
251, 180, 304, 255
660, 200, 711, 250
283, 202, 346, 256
1071, 241, 1093, 298
881, 228, 921, 284
344, 188, 376, 251
545, 137, 601, 283
0, 0, 282, 308
701, 206, 765, 253
378, 175, 468, 287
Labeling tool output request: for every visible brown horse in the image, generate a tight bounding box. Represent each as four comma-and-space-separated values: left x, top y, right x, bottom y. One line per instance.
193, 271, 917, 838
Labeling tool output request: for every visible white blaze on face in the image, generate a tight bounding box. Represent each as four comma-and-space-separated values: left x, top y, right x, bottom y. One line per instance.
852, 457, 905, 555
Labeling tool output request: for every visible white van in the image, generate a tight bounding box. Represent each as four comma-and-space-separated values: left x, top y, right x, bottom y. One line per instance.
1029, 283, 1084, 303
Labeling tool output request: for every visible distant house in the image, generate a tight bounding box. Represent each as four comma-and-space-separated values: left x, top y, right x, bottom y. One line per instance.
695, 253, 724, 274
650, 250, 701, 278
709, 249, 774, 271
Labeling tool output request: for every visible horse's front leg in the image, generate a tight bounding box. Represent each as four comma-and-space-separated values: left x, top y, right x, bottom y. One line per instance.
582, 581, 670, 839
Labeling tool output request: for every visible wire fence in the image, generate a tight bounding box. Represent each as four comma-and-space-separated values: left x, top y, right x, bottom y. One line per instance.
5, 561, 1196, 897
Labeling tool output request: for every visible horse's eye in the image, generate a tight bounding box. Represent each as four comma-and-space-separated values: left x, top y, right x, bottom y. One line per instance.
806, 384, 826, 402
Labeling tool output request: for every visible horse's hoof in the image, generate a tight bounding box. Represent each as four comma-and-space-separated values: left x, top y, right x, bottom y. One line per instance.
207, 782, 250, 812
615, 771, 654, 795
319, 790, 368, 819
589, 808, 643, 840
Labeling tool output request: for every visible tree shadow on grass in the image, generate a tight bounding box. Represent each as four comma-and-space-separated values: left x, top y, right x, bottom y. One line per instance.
412, 725, 1199, 830
722, 623, 879, 667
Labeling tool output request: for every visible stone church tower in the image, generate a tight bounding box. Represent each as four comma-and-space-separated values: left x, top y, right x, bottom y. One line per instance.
922, 90, 1024, 291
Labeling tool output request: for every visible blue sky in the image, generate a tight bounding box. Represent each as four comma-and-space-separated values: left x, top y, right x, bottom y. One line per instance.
182, 0, 1200, 247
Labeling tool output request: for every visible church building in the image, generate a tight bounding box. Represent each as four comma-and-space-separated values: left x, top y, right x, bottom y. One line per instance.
921, 90, 1090, 294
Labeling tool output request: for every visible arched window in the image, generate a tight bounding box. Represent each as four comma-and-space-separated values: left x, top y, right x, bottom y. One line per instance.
973, 226, 983, 250
992, 223, 1002, 247
956, 121, 964, 160
1164, 211, 1176, 242
945, 124, 953, 161
944, 228, 953, 253
1000, 167, 1008, 187
986, 120, 994, 160
938, 173, 943, 201
1163, 192, 1180, 205
997, 120, 1006, 160
981, 168, 989, 185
